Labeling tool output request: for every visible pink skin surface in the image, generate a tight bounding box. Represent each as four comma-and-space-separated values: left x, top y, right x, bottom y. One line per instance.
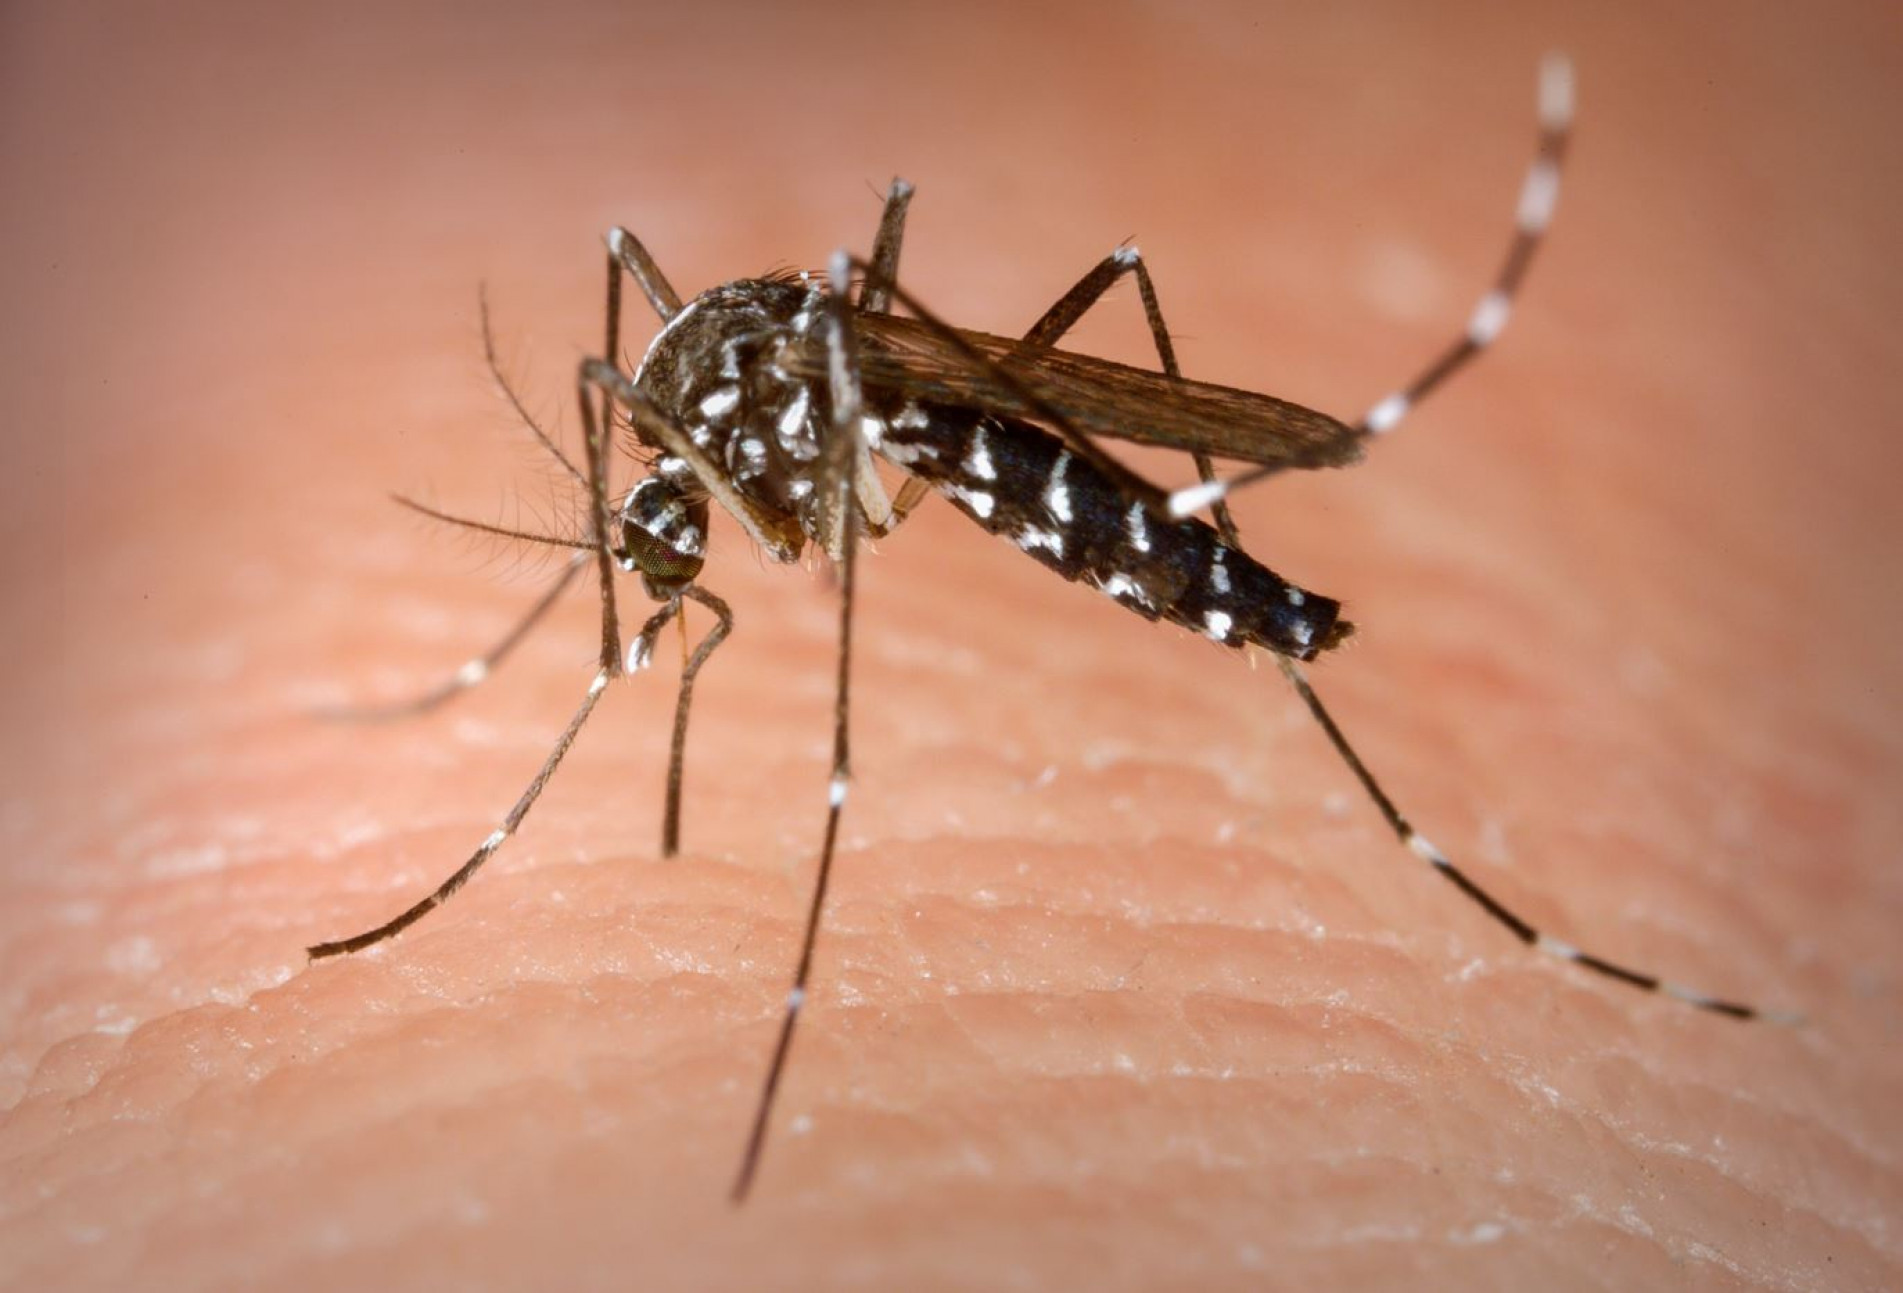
4, 3, 1900, 1289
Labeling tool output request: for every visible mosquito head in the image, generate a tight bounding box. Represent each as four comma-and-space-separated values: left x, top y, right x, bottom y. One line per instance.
617, 475, 709, 600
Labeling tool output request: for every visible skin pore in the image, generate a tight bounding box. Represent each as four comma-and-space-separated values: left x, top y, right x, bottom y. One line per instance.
4, 4, 1898, 1289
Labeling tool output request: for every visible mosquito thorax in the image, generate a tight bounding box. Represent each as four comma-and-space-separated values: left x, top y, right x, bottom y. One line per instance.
617, 475, 709, 600
629, 276, 833, 539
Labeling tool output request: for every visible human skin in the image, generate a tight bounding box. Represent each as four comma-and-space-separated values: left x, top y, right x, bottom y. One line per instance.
3, 3, 1900, 1290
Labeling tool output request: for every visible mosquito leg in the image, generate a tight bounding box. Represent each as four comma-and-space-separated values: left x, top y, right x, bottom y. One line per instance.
1023, 245, 1245, 546
852, 178, 929, 536
1273, 653, 1789, 1022
590, 235, 736, 865
1169, 53, 1575, 520
603, 226, 684, 328
1347, 53, 1574, 443
653, 585, 735, 858
1030, 233, 1780, 1021
1021, 241, 1775, 1021
596, 226, 686, 458
865, 476, 933, 539
575, 363, 624, 677
860, 178, 915, 316
616, 594, 684, 851
732, 250, 866, 1204
307, 664, 614, 958
318, 551, 589, 723
311, 331, 625, 950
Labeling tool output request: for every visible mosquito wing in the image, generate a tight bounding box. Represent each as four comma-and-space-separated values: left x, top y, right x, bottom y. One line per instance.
813, 313, 1365, 472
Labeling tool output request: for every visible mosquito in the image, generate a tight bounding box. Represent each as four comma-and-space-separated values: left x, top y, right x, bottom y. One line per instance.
309, 54, 1787, 1202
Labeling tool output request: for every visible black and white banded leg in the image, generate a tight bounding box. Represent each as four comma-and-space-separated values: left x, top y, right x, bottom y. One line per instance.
1273, 655, 1793, 1021
597, 225, 755, 857
1170, 53, 1576, 520
731, 249, 868, 1203
307, 663, 613, 958
308, 312, 632, 958
1009, 151, 1785, 1024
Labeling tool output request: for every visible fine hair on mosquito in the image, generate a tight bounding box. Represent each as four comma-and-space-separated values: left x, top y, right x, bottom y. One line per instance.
310, 53, 1793, 1203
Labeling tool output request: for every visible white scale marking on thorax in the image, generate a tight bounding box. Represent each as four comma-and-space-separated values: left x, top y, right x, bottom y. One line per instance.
699, 386, 740, 420
777, 386, 810, 439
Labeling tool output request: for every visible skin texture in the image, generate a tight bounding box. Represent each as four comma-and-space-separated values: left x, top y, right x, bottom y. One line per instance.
4, 2, 1900, 1289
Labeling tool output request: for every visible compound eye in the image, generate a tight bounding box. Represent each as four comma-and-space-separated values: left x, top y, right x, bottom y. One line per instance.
623, 526, 702, 579
617, 480, 708, 598
620, 523, 707, 598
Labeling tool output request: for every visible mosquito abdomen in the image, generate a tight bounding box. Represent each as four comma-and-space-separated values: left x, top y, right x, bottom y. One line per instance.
882, 406, 1349, 659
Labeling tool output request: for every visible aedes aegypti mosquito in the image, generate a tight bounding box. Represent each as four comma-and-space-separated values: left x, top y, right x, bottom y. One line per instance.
311, 55, 1788, 1201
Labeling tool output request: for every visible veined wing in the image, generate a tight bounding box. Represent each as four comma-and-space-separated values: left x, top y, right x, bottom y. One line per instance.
808, 313, 1365, 472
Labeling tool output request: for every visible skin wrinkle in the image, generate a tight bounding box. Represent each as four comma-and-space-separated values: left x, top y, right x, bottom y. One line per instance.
3, 3, 1899, 1291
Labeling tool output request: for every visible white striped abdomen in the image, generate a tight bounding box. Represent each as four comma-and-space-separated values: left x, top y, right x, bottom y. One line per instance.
881, 406, 1349, 660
